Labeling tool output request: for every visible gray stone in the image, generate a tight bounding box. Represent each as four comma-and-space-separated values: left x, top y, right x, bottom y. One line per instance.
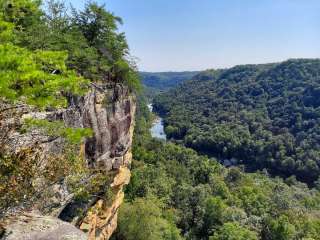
112, 157, 124, 170
2, 213, 87, 240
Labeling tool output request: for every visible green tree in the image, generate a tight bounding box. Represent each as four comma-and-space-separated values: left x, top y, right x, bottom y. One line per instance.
262, 215, 296, 240
72, 2, 127, 78
210, 222, 257, 240
202, 197, 228, 236
115, 198, 183, 240
0, 0, 87, 108
1, 0, 42, 32
0, 43, 87, 108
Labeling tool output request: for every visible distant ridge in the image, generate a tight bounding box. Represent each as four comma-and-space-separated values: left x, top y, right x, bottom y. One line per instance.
140, 71, 200, 93
154, 58, 320, 184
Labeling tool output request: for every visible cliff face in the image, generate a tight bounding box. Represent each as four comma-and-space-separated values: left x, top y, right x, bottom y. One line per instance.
0, 84, 135, 240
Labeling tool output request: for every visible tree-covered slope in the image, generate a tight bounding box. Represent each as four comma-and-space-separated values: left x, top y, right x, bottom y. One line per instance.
112, 97, 320, 240
154, 59, 320, 184
140, 71, 199, 94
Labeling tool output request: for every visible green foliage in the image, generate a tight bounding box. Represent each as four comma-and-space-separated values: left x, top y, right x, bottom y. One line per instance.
116, 197, 183, 240
125, 164, 174, 204
140, 71, 199, 96
210, 222, 258, 240
0, 19, 13, 42
0, 1, 88, 108
116, 98, 320, 240
114, 59, 142, 92
262, 215, 296, 240
1, 0, 42, 32
73, 2, 127, 59
0, 43, 87, 108
203, 197, 228, 235
1, 0, 141, 93
23, 118, 93, 144
154, 59, 320, 184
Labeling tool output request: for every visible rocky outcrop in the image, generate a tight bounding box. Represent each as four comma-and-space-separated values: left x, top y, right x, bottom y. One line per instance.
0, 84, 135, 240
79, 166, 131, 239
2, 213, 87, 240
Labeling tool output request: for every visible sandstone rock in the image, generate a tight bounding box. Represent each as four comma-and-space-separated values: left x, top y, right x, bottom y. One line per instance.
1, 84, 136, 240
111, 167, 131, 188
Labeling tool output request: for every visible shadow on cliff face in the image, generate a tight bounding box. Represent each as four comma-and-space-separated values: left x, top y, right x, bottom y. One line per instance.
1, 84, 136, 240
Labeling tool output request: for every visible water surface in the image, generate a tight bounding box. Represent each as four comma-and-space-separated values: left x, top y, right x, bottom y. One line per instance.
148, 104, 166, 140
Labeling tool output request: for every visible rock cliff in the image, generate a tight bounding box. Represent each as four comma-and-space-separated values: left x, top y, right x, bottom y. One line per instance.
0, 84, 135, 240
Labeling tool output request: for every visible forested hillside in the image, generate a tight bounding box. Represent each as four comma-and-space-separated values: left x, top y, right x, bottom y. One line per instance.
2, 1, 320, 240
112, 97, 320, 240
140, 71, 199, 96
154, 59, 320, 185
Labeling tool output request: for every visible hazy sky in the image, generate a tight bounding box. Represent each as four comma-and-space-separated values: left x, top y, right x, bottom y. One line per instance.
68, 0, 320, 72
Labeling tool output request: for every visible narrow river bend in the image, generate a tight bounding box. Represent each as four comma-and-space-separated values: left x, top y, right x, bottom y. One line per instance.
148, 104, 167, 140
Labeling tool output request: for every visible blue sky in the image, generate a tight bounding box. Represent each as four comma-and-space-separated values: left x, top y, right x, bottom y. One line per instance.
67, 0, 320, 72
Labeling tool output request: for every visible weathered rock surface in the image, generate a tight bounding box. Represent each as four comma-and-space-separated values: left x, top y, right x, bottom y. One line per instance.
2, 213, 87, 240
0, 84, 135, 240
79, 166, 131, 240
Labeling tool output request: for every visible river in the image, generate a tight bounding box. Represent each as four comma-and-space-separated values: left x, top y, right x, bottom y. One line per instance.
148, 104, 167, 140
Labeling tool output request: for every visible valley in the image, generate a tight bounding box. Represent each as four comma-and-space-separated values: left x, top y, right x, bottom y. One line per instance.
0, 1, 319, 240
110, 62, 320, 239
153, 60, 320, 185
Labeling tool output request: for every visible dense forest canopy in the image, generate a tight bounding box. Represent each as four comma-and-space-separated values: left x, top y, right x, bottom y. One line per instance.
154, 59, 320, 185
1, 1, 320, 240
112, 96, 320, 240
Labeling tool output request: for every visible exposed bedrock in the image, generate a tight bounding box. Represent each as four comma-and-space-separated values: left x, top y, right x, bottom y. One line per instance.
1, 84, 136, 240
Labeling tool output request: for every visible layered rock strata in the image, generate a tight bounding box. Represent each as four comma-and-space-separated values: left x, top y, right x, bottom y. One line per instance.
0, 84, 135, 240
